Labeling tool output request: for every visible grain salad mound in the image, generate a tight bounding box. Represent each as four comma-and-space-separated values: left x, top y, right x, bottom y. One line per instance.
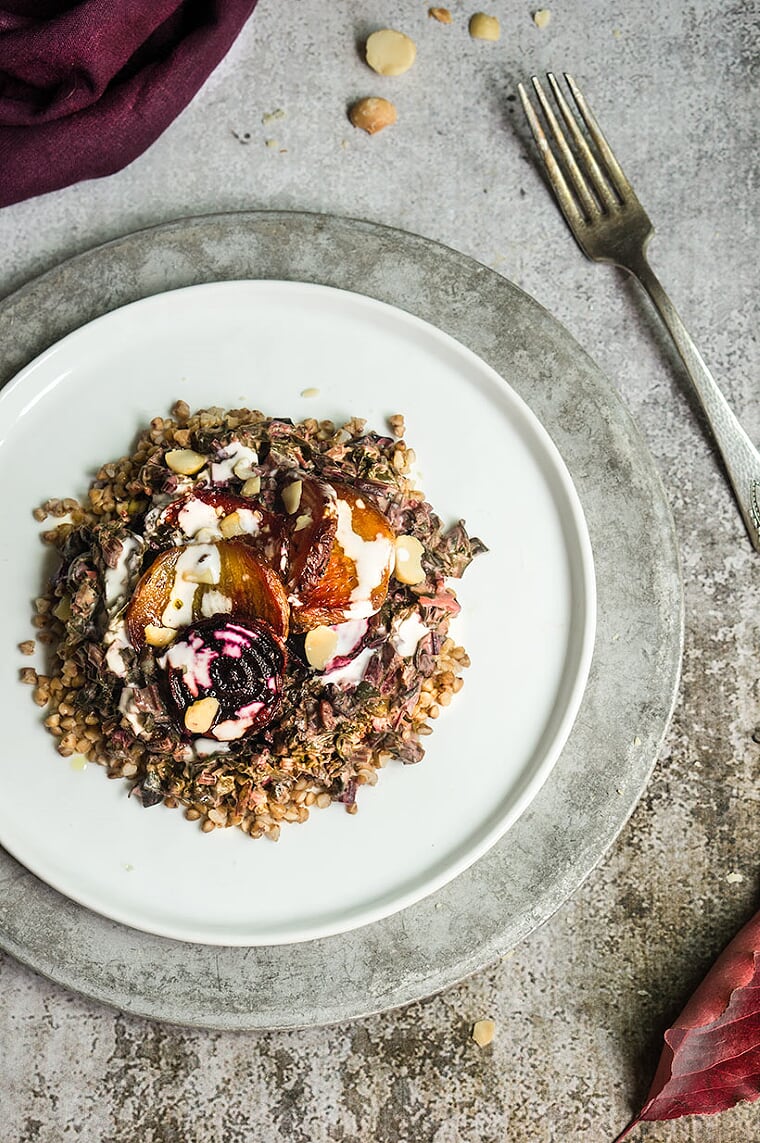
21, 401, 486, 840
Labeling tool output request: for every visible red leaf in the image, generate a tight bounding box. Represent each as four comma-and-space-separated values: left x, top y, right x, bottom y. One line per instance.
615, 910, 760, 1140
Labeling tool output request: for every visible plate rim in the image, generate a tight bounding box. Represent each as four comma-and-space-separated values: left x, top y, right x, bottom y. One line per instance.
0, 210, 683, 1028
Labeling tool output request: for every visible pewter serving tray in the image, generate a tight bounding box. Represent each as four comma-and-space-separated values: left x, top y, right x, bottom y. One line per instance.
0, 212, 682, 1029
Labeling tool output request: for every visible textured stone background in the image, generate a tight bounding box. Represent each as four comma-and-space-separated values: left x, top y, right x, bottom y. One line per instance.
2, 1, 759, 1140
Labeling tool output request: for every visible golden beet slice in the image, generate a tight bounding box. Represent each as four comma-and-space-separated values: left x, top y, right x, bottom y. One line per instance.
283, 477, 338, 597
291, 482, 395, 631
125, 541, 289, 649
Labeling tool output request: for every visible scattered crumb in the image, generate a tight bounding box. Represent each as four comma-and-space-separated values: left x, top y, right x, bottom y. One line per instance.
613, 28, 622, 39
429, 7, 453, 23
434, 902, 443, 910
262, 108, 286, 124
18, 640, 36, 655
388, 413, 406, 437
611, 633, 620, 642
124, 863, 135, 872
69, 755, 88, 772
472, 1019, 496, 1047
726, 871, 744, 884
633, 736, 642, 747
616, 787, 623, 795
533, 9, 551, 29
265, 138, 279, 149
469, 13, 500, 41
301, 387, 320, 398
637, 989, 650, 997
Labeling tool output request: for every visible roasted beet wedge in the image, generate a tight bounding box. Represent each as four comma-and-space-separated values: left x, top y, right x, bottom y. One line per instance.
156, 488, 283, 563
160, 617, 286, 740
125, 541, 289, 649
285, 479, 395, 630
281, 476, 338, 598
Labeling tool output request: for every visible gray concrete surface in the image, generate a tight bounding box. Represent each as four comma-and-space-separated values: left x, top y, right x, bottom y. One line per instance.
1, 1, 758, 1140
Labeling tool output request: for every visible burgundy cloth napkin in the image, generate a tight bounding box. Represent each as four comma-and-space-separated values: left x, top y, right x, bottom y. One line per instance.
0, 0, 258, 208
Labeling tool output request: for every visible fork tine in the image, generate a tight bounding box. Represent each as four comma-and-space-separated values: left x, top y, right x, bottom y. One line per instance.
517, 82, 586, 232
546, 73, 619, 212
564, 73, 634, 201
528, 76, 599, 220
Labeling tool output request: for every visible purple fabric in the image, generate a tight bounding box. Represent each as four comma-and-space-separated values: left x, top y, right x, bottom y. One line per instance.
0, 0, 258, 208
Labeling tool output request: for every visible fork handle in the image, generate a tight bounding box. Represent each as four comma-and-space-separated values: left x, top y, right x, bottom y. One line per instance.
627, 252, 760, 551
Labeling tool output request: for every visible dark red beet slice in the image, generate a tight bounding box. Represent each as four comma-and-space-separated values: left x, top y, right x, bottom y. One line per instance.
159, 617, 286, 741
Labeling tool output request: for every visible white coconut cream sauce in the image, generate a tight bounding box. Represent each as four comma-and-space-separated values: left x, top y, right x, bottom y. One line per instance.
178, 498, 262, 543
322, 646, 375, 687
178, 498, 221, 538
159, 633, 217, 698
235, 507, 261, 533
104, 533, 143, 612
334, 497, 393, 619
330, 618, 368, 658
161, 544, 220, 628
391, 612, 429, 658
212, 713, 261, 741
118, 687, 146, 737
200, 590, 233, 618
194, 737, 231, 758
211, 440, 258, 483
104, 617, 131, 678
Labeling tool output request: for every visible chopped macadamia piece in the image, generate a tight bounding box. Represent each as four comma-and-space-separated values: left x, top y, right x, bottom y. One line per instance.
144, 624, 177, 648
282, 480, 303, 514
394, 535, 425, 585
184, 697, 220, 735
304, 625, 340, 671
219, 511, 246, 538
165, 449, 208, 476
241, 475, 261, 497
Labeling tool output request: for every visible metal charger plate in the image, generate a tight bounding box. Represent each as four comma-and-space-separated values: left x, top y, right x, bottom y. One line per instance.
0, 211, 683, 1030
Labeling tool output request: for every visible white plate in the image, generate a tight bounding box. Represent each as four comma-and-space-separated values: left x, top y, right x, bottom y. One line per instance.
0, 280, 595, 945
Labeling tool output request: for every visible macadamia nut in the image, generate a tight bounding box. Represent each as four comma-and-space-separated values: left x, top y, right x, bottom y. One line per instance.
366, 29, 417, 76
469, 12, 500, 40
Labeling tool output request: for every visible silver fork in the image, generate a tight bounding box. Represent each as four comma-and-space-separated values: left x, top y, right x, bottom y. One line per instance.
519, 72, 760, 552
